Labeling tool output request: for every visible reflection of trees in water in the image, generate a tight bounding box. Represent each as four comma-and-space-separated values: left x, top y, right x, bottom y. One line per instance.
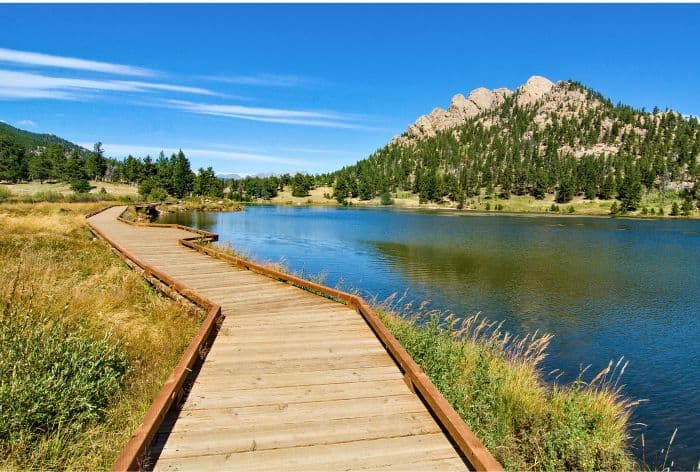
158, 211, 217, 231
370, 240, 632, 326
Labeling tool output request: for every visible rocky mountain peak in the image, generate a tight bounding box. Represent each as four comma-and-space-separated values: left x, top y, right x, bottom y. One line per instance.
516, 75, 555, 107
392, 76, 559, 146
392, 82, 517, 145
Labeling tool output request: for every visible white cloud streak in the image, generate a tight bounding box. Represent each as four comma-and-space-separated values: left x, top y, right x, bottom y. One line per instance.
90, 143, 311, 167
0, 47, 156, 77
162, 99, 372, 129
17, 119, 36, 127
202, 73, 310, 87
0, 69, 215, 99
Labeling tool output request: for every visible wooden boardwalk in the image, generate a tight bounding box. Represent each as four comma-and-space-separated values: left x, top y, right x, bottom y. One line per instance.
88, 206, 499, 471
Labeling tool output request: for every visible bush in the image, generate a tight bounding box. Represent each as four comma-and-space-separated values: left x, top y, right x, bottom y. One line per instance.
70, 179, 92, 194
670, 202, 680, 216
609, 202, 619, 215
0, 278, 127, 450
567, 205, 575, 213
148, 187, 169, 202
380, 191, 394, 205
0, 186, 12, 202
550, 203, 560, 212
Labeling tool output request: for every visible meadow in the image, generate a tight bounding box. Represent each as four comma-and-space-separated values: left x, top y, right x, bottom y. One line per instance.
0, 201, 202, 469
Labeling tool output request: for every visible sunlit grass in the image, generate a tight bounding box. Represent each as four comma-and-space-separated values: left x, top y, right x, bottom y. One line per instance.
0, 202, 202, 469
375, 295, 637, 471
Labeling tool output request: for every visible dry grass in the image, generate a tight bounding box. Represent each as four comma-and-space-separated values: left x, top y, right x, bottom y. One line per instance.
0, 202, 202, 469
2, 181, 139, 196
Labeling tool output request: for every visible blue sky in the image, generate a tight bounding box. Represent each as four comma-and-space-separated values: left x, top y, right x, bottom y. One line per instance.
1, 4, 699, 175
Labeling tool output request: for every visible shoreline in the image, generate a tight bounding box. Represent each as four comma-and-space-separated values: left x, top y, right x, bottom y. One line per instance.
241, 199, 700, 222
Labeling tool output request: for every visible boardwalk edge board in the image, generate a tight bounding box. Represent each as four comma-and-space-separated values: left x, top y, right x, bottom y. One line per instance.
85, 205, 503, 472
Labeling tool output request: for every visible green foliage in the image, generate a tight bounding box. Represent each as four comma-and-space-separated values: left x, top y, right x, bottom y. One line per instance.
380, 191, 394, 205
70, 178, 92, 194
670, 201, 680, 216
0, 279, 127, 452
609, 202, 619, 215
681, 199, 694, 216
193, 167, 224, 198
550, 203, 560, 212
291, 172, 313, 197
0, 186, 11, 202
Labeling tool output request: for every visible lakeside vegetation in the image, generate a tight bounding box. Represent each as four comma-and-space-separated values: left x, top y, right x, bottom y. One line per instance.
0, 202, 202, 469
377, 307, 635, 471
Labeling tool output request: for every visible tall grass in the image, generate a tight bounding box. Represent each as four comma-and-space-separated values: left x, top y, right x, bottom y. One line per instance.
376, 296, 637, 471
0, 202, 202, 469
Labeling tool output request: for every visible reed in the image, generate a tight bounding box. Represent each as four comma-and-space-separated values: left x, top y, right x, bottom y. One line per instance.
375, 295, 637, 471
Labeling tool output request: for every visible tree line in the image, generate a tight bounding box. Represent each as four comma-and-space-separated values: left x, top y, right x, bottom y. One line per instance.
0, 132, 228, 199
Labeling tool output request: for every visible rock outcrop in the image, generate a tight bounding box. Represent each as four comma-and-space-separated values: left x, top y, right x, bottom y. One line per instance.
393, 83, 517, 145
392, 76, 558, 146
515, 75, 554, 107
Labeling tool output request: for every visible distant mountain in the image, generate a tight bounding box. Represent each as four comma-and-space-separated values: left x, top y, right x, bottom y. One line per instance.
216, 173, 242, 180
331, 76, 700, 209
0, 121, 89, 156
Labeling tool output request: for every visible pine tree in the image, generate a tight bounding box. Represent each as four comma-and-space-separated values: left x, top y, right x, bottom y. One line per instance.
171, 150, 194, 198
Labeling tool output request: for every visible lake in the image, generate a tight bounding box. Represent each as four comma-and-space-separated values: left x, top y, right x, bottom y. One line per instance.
159, 205, 700, 469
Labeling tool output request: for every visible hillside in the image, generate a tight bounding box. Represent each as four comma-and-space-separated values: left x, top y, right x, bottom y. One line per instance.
331, 76, 700, 213
0, 122, 89, 155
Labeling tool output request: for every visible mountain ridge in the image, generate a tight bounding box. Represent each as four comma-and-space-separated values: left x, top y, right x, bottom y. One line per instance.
330, 76, 700, 210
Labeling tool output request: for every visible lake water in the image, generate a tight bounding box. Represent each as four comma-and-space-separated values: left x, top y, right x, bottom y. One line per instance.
159, 205, 700, 469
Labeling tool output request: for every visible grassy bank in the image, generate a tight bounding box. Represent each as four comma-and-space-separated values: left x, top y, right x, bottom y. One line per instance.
254, 184, 698, 219
0, 183, 138, 205
377, 305, 636, 471
0, 202, 202, 469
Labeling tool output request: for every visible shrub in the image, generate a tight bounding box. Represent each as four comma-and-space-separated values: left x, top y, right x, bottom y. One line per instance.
70, 179, 92, 194
0, 276, 127, 450
0, 186, 12, 202
670, 202, 680, 216
380, 191, 394, 205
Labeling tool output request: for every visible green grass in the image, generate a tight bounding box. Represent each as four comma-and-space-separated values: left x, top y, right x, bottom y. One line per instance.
0, 202, 202, 469
376, 303, 636, 471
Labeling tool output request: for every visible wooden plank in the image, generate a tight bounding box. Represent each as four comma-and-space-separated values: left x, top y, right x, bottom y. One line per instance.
181, 379, 411, 410
154, 411, 439, 460
191, 365, 401, 388
158, 394, 424, 431
152, 433, 459, 471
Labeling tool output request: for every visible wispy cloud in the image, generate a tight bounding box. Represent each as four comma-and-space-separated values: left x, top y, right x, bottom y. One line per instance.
17, 119, 36, 127
0, 69, 216, 99
202, 73, 312, 88
89, 143, 311, 167
162, 99, 373, 129
0, 47, 156, 77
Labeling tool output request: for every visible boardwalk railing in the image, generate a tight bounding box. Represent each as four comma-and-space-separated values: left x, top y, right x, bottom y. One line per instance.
86, 206, 504, 472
